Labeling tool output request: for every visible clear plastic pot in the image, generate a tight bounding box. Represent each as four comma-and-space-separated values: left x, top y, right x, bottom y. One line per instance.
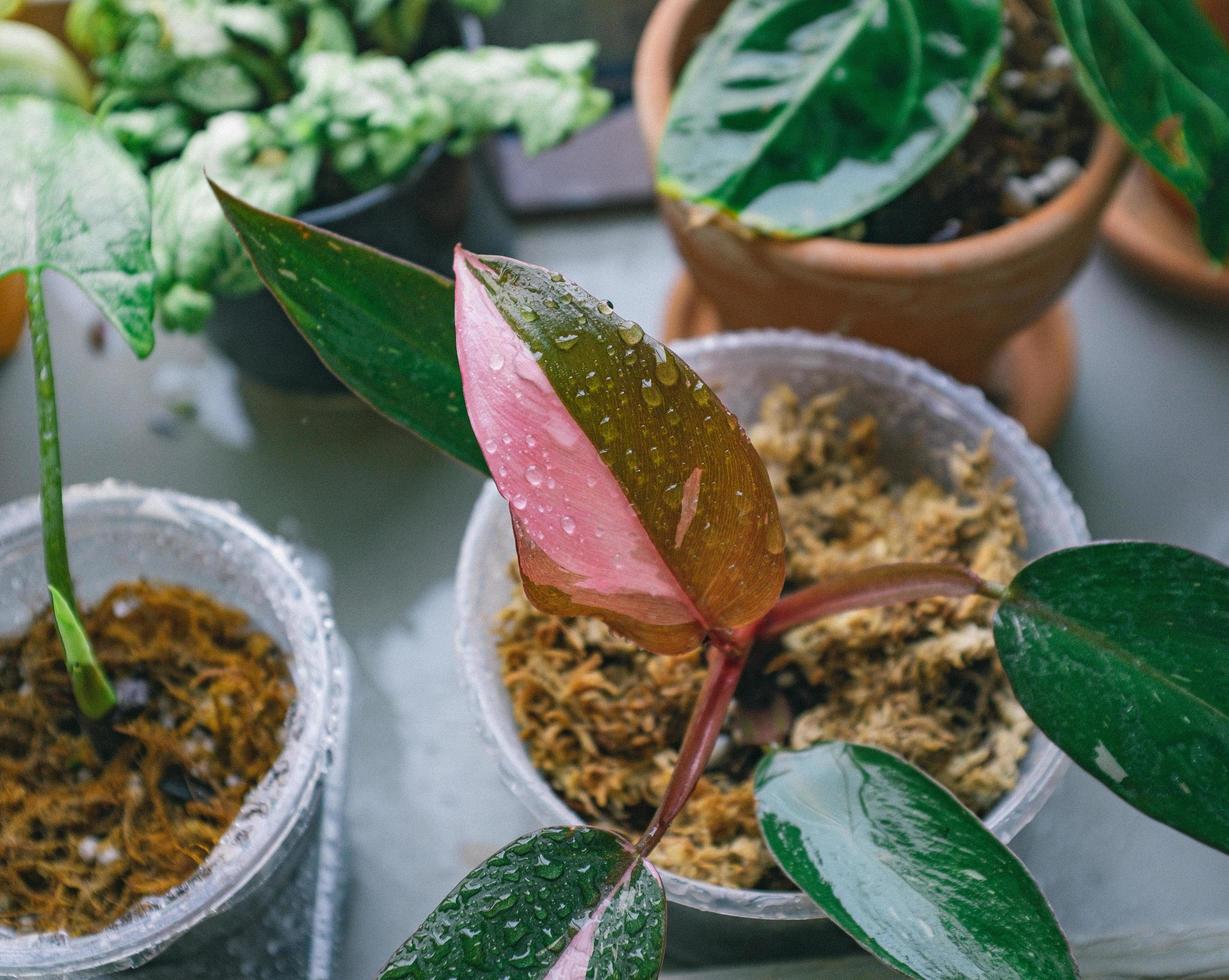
0, 483, 348, 978
455, 331, 1091, 967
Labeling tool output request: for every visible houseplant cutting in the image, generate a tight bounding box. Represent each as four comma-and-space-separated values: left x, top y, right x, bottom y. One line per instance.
217, 185, 1228, 978
635, 0, 1229, 442
0, 95, 346, 975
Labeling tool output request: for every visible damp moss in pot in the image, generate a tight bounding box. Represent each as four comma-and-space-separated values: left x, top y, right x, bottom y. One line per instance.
62, 0, 613, 389
218, 186, 1229, 979
0, 97, 346, 975
635, 0, 1229, 442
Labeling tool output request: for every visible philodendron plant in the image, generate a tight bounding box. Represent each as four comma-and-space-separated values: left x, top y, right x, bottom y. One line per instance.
0, 94, 155, 733
215, 183, 1229, 978
655, 0, 1229, 261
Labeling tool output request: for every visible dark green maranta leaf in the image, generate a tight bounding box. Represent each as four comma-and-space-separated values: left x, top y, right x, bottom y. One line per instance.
1053, 0, 1229, 261
756, 742, 1076, 980
995, 542, 1229, 853
0, 96, 153, 356
379, 826, 665, 980
211, 182, 486, 473
655, 0, 1003, 238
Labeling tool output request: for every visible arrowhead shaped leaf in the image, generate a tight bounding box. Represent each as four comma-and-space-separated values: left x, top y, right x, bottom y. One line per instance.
756, 742, 1076, 980
1052, 0, 1229, 262
379, 826, 665, 980
453, 248, 785, 655
994, 542, 1229, 853
212, 180, 486, 472
655, 0, 1003, 238
0, 96, 153, 356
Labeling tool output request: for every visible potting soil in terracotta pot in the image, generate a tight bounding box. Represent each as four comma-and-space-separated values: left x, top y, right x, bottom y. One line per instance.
0, 581, 293, 936
494, 385, 1029, 891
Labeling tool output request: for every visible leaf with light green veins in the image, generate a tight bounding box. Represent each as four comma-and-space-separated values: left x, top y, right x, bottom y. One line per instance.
994, 542, 1229, 854
153, 112, 319, 332
211, 181, 485, 472
1052, 0, 1229, 262
756, 742, 1077, 980
0, 96, 154, 356
656, 0, 1003, 238
379, 827, 665, 979
454, 248, 785, 655
413, 42, 612, 155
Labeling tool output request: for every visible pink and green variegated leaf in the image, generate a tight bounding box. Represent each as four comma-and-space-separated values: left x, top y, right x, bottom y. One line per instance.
454, 247, 784, 655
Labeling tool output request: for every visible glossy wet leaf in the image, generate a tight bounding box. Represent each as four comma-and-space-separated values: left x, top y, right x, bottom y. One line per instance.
212, 182, 486, 472
1053, 0, 1229, 261
0, 96, 153, 356
655, 0, 1003, 238
756, 743, 1076, 979
379, 826, 665, 979
995, 542, 1229, 854
454, 249, 785, 655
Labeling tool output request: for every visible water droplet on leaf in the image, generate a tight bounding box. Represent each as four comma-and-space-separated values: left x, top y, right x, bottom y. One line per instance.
654, 356, 679, 386
618, 322, 644, 345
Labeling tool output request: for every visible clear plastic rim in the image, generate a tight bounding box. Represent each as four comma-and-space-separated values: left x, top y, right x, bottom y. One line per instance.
455, 330, 1089, 922
0, 482, 344, 972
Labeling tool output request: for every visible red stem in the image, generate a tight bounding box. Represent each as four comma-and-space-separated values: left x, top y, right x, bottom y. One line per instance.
634, 627, 752, 859
757, 562, 1000, 641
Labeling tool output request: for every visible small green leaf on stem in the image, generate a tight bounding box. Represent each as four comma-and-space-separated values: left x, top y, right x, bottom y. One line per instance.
380, 826, 664, 979
49, 586, 116, 722
994, 541, 1229, 855
756, 742, 1076, 980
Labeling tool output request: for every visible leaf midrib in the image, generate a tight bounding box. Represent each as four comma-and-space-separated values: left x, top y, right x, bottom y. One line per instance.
713, 0, 913, 203
1006, 590, 1229, 730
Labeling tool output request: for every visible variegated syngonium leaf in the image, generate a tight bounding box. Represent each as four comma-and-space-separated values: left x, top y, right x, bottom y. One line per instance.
453, 248, 785, 655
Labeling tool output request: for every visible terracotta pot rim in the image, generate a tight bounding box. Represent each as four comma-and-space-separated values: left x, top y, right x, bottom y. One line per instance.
634, 0, 1132, 277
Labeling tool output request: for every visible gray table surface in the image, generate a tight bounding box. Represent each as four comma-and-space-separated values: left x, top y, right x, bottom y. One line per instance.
1, 203, 1227, 979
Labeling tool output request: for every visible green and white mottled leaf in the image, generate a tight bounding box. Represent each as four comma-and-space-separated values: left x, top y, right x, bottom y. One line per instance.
379, 827, 664, 979
756, 742, 1076, 979
656, 0, 1003, 238
0, 96, 153, 356
995, 542, 1229, 854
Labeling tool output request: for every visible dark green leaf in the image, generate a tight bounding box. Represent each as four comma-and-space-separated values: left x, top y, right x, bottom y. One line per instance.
379, 826, 665, 979
0, 96, 153, 356
994, 542, 1229, 854
756, 742, 1076, 980
655, 0, 1003, 238
211, 182, 486, 472
1053, 0, 1229, 261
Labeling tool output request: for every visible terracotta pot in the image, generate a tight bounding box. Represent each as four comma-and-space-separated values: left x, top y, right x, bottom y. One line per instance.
634, 0, 1131, 391
0, 272, 25, 360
